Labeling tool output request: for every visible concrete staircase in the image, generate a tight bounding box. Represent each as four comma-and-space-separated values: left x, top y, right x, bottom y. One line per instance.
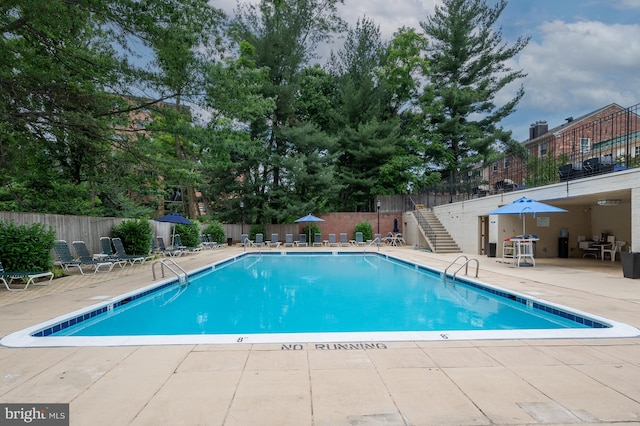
413, 209, 461, 253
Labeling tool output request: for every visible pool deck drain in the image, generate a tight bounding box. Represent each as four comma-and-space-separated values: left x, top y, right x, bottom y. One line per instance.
0, 246, 639, 425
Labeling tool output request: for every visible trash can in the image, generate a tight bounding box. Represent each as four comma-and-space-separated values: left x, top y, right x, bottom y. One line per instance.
227, 237, 233, 246
488, 243, 497, 257
621, 252, 640, 279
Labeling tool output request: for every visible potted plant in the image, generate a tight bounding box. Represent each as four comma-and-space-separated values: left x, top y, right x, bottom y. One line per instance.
621, 250, 640, 279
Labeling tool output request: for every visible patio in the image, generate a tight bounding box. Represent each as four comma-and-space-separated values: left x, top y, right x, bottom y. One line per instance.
1, 246, 639, 425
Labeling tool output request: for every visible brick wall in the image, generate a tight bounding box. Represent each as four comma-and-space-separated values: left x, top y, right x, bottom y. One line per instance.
301, 212, 403, 239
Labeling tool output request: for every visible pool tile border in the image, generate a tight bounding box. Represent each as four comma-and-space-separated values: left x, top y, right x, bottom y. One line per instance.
2, 252, 638, 347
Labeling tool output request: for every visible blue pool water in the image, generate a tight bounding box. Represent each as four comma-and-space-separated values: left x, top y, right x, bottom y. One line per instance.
48, 253, 601, 337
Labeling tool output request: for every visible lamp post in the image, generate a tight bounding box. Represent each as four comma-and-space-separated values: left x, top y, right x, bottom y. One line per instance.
376, 199, 381, 236
239, 201, 244, 234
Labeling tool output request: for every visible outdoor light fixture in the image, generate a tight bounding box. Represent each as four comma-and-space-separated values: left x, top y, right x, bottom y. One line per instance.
240, 200, 244, 233
376, 199, 381, 236
596, 199, 621, 206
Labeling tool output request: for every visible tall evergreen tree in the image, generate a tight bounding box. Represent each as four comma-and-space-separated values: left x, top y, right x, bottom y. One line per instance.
419, 0, 529, 181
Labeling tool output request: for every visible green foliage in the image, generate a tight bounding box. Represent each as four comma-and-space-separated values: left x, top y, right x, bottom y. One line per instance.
354, 221, 373, 241
0, 222, 55, 272
249, 224, 266, 241
175, 223, 200, 247
420, 0, 529, 174
303, 223, 322, 240
203, 221, 225, 244
112, 219, 153, 255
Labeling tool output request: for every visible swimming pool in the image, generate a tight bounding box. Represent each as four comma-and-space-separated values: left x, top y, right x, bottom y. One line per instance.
2, 252, 638, 347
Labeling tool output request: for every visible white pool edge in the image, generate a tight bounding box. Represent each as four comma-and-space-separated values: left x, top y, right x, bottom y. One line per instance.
2, 252, 639, 347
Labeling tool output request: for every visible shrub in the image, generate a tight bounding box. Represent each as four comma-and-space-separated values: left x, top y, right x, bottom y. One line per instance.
203, 221, 225, 244
354, 221, 373, 241
112, 218, 153, 255
175, 223, 200, 247
0, 221, 55, 271
303, 223, 322, 241
249, 224, 266, 241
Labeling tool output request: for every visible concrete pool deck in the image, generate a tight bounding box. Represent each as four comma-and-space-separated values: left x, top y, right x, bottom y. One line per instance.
1, 246, 639, 425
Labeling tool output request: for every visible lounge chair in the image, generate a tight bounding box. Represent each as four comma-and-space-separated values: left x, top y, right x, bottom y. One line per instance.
297, 234, 308, 247
283, 234, 295, 247
268, 233, 281, 248
53, 240, 86, 274
373, 233, 382, 246
112, 237, 153, 264
174, 234, 202, 253
328, 234, 338, 246
0, 260, 53, 291
239, 234, 249, 247
200, 234, 216, 249
72, 241, 126, 272
339, 233, 350, 246
155, 237, 183, 257
313, 233, 323, 247
99, 237, 129, 264
255, 233, 265, 247
355, 232, 365, 246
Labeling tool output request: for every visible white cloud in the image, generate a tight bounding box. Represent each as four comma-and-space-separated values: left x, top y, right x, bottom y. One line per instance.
516, 20, 640, 113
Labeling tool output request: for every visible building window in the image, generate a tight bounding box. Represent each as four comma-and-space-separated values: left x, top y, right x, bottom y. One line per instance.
635, 146, 640, 158
539, 142, 547, 156
580, 137, 590, 153
503, 157, 510, 169
492, 161, 498, 172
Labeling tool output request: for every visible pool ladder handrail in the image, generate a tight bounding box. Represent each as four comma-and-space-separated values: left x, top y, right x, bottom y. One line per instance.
442, 255, 479, 283
152, 259, 189, 286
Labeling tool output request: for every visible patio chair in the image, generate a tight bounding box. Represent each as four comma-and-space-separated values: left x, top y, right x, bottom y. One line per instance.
283, 234, 295, 247
0, 260, 53, 291
155, 237, 183, 257
268, 233, 281, 248
339, 233, 350, 246
355, 232, 365, 246
255, 233, 265, 247
239, 234, 249, 247
174, 234, 202, 253
313, 233, 323, 247
328, 234, 338, 246
200, 234, 216, 249
112, 237, 153, 264
297, 234, 308, 247
53, 240, 86, 274
603, 241, 626, 262
72, 241, 126, 272
99, 237, 129, 264
373, 233, 382, 246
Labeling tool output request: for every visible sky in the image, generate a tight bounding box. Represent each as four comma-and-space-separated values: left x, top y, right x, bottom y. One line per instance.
215, 0, 640, 142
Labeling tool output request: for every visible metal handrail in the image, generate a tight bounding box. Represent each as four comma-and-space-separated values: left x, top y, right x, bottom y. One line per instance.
152, 259, 189, 285
443, 255, 479, 282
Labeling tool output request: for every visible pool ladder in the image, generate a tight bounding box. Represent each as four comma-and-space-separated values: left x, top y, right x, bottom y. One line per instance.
152, 259, 189, 286
443, 255, 479, 283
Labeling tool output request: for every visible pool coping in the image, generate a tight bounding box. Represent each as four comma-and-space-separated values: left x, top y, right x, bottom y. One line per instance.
2, 251, 639, 347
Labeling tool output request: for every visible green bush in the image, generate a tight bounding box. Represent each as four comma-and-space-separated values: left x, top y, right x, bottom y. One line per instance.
354, 221, 373, 241
203, 221, 225, 244
175, 223, 200, 247
0, 221, 55, 271
303, 223, 322, 241
249, 224, 266, 241
112, 218, 153, 255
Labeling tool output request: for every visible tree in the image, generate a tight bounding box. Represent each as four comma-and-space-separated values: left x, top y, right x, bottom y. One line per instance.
419, 0, 529, 182
229, 0, 347, 223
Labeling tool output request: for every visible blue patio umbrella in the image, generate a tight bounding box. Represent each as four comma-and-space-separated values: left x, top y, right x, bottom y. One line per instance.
295, 214, 325, 244
156, 212, 193, 245
487, 197, 567, 235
